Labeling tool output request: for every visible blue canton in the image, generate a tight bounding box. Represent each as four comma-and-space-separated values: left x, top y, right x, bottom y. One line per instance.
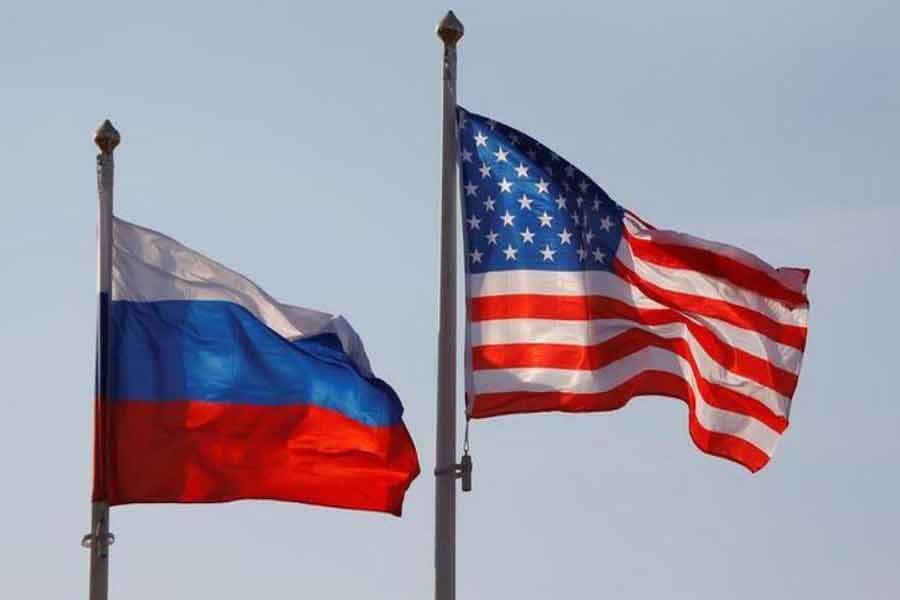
457, 107, 625, 274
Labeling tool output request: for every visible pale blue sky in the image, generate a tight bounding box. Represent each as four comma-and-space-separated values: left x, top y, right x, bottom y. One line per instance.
1, 1, 898, 598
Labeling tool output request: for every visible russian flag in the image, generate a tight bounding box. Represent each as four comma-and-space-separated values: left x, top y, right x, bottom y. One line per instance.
93, 218, 420, 515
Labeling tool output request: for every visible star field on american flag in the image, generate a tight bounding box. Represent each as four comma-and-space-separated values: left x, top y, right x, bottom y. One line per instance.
457, 107, 625, 274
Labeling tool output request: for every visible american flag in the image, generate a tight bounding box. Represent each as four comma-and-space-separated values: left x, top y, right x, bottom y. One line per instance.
457, 107, 810, 472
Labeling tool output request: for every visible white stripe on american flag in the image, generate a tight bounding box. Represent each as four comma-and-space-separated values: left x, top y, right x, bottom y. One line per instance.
471, 317, 792, 418
622, 211, 810, 296
616, 238, 807, 328
471, 315, 803, 376
469, 270, 804, 375
466, 212, 808, 471
472, 346, 783, 456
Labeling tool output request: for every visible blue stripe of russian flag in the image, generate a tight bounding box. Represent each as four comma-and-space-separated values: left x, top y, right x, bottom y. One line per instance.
109, 299, 405, 428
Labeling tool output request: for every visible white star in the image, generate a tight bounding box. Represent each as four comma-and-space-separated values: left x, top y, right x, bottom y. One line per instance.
558, 228, 573, 245
575, 196, 584, 207
466, 214, 482, 230
517, 194, 534, 211
509, 133, 520, 144
579, 180, 589, 193
592, 198, 601, 212
576, 246, 588, 261
550, 152, 560, 161
593, 248, 606, 263
565, 165, 576, 178
502, 244, 518, 261
562, 181, 571, 192
583, 229, 595, 244
535, 178, 550, 194
474, 131, 488, 147
498, 178, 513, 193
470, 248, 483, 264
485, 229, 499, 246
493, 146, 509, 163
519, 227, 536, 244
540, 244, 556, 262
479, 162, 492, 178
555, 195, 567, 210
486, 119, 497, 131
464, 181, 478, 197
457, 114, 467, 132
461, 148, 473, 163
515, 163, 530, 178
500, 210, 516, 227
571, 212, 581, 225
483, 196, 496, 212
538, 211, 554, 228
599, 216, 614, 231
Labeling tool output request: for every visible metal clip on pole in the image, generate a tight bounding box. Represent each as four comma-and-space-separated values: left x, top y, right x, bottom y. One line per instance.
81, 525, 115, 557
459, 453, 473, 492
434, 451, 473, 493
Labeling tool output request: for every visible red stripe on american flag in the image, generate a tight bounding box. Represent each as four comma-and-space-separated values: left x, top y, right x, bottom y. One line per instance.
471, 294, 799, 396
613, 259, 808, 350
471, 285, 806, 351
623, 227, 808, 308
472, 332, 788, 433
471, 371, 773, 472
623, 209, 656, 231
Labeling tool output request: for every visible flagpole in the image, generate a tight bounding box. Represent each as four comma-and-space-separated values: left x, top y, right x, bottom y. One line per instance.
435, 11, 463, 600
84, 119, 120, 600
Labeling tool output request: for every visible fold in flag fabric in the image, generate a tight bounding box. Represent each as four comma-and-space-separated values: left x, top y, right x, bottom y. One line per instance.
94, 218, 419, 515
457, 107, 809, 472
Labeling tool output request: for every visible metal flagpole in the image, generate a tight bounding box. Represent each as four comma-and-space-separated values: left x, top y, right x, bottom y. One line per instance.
435, 11, 464, 600
83, 119, 120, 600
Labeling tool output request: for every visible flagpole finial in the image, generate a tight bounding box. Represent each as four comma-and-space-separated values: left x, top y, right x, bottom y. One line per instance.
93, 119, 120, 154
436, 10, 464, 45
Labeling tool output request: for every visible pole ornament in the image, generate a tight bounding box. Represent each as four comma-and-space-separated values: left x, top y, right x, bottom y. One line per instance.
93, 120, 120, 155
436, 11, 464, 46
